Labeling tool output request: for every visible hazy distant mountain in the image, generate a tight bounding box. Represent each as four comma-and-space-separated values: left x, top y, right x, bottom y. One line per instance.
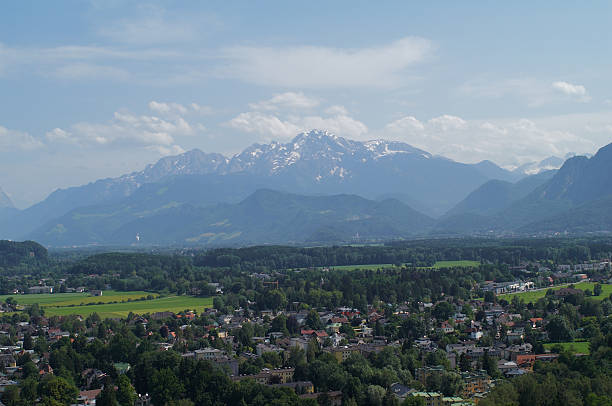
0, 130, 520, 239
513, 155, 566, 175
435, 142, 612, 234
0, 187, 13, 209
30, 189, 434, 246
444, 170, 556, 218
22, 141, 612, 245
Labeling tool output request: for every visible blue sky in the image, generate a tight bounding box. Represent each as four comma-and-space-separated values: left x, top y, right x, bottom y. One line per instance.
1, 1, 612, 207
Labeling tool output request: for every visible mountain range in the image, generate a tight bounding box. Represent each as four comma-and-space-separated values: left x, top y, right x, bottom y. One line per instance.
1, 130, 610, 246
0, 187, 13, 209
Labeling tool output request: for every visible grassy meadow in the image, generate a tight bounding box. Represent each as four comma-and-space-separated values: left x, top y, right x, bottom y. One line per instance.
544, 341, 590, 354
499, 282, 612, 303
0, 290, 213, 319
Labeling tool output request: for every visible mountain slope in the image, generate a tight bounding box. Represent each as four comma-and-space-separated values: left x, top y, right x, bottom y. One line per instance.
0, 187, 13, 209
1, 130, 519, 240
519, 194, 612, 234
497, 143, 612, 229
29, 189, 434, 246
444, 170, 556, 218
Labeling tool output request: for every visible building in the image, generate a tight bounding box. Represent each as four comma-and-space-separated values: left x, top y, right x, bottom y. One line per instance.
194, 347, 225, 361
415, 365, 446, 385
232, 368, 295, 385
410, 392, 443, 406
90, 290, 103, 296
460, 370, 491, 398
271, 381, 314, 394
300, 391, 343, 406
28, 286, 53, 294
326, 346, 360, 362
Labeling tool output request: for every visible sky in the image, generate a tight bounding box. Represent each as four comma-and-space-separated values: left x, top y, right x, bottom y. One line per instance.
1, 1, 612, 208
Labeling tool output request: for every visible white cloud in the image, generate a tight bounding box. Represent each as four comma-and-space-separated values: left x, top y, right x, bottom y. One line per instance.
249, 92, 320, 111
460, 77, 591, 106
45, 128, 74, 142
552, 81, 590, 102
227, 112, 302, 141
226, 110, 368, 141
384, 113, 599, 167
0, 126, 43, 151
298, 115, 368, 139
325, 105, 350, 116
220, 36, 433, 88
148, 101, 213, 117
552, 81, 587, 96
47, 109, 202, 155
148, 101, 188, 116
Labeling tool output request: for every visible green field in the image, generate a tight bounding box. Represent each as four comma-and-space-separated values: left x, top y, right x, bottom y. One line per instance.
327, 260, 480, 271
418, 260, 481, 269
0, 290, 156, 307
544, 341, 590, 354
42, 295, 214, 318
499, 282, 612, 303
0, 291, 213, 318
329, 263, 397, 271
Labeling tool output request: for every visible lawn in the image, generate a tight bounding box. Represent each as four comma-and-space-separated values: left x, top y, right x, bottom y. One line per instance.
418, 260, 481, 269
0, 290, 213, 319
43, 296, 214, 318
329, 264, 397, 271
499, 282, 612, 303
0, 290, 156, 307
544, 341, 590, 354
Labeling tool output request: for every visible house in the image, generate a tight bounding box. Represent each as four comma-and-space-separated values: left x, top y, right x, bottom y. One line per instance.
0, 355, 16, 369
410, 392, 443, 406
390, 382, 413, 400
194, 347, 225, 361
28, 286, 53, 294
77, 389, 102, 405
325, 345, 360, 362
300, 391, 343, 406
439, 321, 455, 334
415, 365, 445, 385
232, 368, 295, 385
460, 370, 491, 398
271, 381, 314, 394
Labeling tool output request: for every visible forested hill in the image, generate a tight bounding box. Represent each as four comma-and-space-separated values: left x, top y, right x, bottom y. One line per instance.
0, 240, 48, 268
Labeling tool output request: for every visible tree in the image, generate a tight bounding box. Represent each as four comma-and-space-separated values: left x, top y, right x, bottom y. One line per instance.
2, 385, 20, 406
546, 315, 574, 342
23, 333, 33, 351
484, 291, 496, 303
38, 376, 78, 405
459, 353, 472, 372
402, 397, 425, 406
305, 309, 322, 330
116, 375, 136, 406
594, 283, 603, 296
367, 385, 386, 406
151, 368, 183, 406
432, 301, 454, 320
96, 379, 118, 406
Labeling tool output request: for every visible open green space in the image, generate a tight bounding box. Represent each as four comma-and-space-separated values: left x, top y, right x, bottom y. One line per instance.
329, 263, 397, 271
0, 290, 213, 319
42, 295, 214, 318
544, 341, 590, 354
0, 290, 156, 307
499, 282, 612, 303
418, 260, 481, 269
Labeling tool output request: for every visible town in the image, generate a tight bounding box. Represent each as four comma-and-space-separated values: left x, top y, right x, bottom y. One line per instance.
0, 239, 611, 405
